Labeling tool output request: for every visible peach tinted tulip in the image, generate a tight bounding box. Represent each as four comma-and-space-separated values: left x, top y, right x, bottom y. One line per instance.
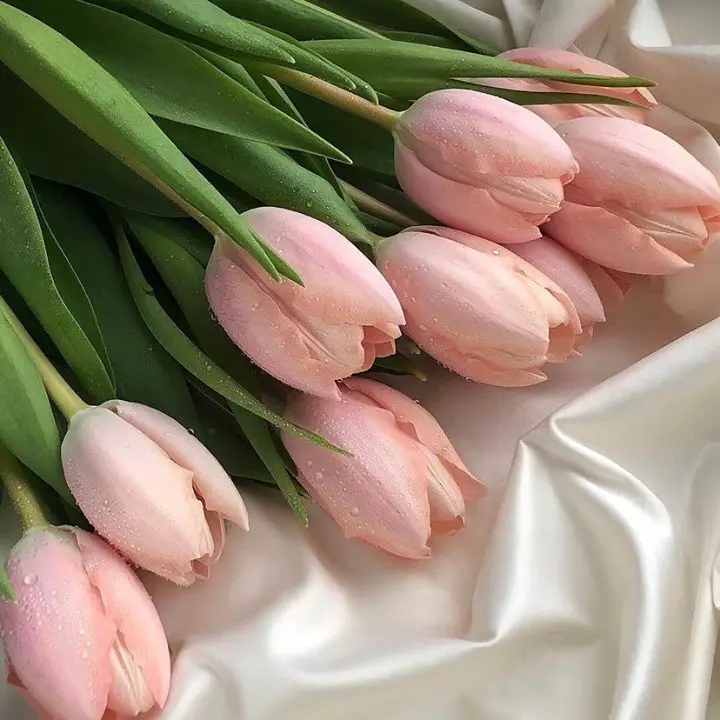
206, 207, 404, 398
61, 400, 248, 586
0, 526, 170, 720
281, 379, 485, 558
485, 48, 657, 126
393, 89, 578, 243
376, 227, 582, 387
545, 117, 720, 274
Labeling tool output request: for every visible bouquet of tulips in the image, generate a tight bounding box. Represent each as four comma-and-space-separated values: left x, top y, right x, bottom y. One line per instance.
0, 0, 718, 717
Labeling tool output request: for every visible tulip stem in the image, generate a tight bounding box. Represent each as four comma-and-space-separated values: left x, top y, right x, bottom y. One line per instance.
255, 64, 401, 132
339, 181, 420, 228
0, 297, 88, 420
0, 444, 49, 531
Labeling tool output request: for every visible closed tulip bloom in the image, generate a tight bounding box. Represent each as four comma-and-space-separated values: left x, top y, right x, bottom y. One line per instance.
206, 207, 404, 398
393, 89, 578, 243
281, 378, 485, 558
545, 117, 720, 274
62, 400, 249, 585
485, 48, 657, 126
376, 227, 583, 386
0, 526, 170, 720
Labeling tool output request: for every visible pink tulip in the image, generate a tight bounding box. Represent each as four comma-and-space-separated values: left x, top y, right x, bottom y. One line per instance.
393, 89, 578, 243
61, 400, 249, 585
376, 227, 583, 386
206, 207, 404, 398
0, 526, 170, 720
281, 378, 485, 558
483, 48, 657, 126
545, 117, 720, 274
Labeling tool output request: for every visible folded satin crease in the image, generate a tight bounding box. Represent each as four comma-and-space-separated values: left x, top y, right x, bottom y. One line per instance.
4, 1, 720, 720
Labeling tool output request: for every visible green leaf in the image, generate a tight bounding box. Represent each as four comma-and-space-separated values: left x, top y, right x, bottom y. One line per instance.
0, 299, 66, 500
0, 2, 292, 281
35, 180, 199, 427
286, 89, 395, 176
371, 352, 427, 381
162, 120, 374, 245
303, 39, 655, 90
11, 0, 348, 161
125, 213, 308, 522
214, 0, 383, 41
472, 84, 645, 107
85, 0, 295, 64
0, 564, 13, 601
114, 218, 346, 455
0, 139, 114, 402
0, 64, 180, 216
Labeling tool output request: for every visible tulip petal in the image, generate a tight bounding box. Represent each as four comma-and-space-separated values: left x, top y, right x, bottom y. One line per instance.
206, 243, 344, 398
557, 117, 720, 213
545, 201, 694, 274
282, 392, 432, 559
395, 142, 546, 243
62, 407, 213, 584
342, 377, 486, 501
68, 528, 171, 710
582, 261, 631, 309
105, 400, 249, 532
0, 528, 114, 720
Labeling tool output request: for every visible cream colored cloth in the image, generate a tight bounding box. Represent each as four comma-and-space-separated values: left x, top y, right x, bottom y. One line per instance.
2, 1, 720, 718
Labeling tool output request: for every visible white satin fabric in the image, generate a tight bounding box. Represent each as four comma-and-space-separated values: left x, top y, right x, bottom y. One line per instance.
3, 1, 720, 718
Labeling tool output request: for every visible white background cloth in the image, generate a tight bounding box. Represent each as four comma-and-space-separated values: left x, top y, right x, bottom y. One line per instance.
2, 1, 720, 718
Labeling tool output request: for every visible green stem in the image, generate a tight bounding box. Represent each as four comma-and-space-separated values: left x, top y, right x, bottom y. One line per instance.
256, 64, 401, 132
0, 297, 87, 420
340, 180, 420, 228
0, 444, 49, 531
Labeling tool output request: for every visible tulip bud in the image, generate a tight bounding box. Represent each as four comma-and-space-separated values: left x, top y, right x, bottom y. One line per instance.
281, 378, 485, 558
393, 89, 578, 243
376, 227, 583, 386
0, 526, 170, 720
545, 117, 720, 274
206, 207, 404, 398
61, 400, 249, 586
484, 48, 657, 126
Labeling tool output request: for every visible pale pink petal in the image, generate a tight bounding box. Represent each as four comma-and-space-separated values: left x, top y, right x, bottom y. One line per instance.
69, 529, 170, 710
395, 142, 546, 243
512, 236, 606, 325
282, 391, 431, 559
557, 117, 720, 212
582, 261, 630, 309
206, 243, 343, 398
240, 208, 404, 327
0, 528, 114, 720
104, 400, 248, 532
545, 201, 694, 274
62, 407, 212, 583
342, 377, 486, 501
395, 88, 578, 179
420, 446, 466, 534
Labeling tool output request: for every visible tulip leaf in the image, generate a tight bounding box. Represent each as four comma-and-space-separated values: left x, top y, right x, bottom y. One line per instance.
377, 29, 487, 52
115, 219, 347, 457
0, 565, 13, 602
35, 181, 199, 428
0, 2, 294, 282
303, 39, 655, 90
162, 120, 374, 245
0, 65, 182, 216
83, 0, 295, 64
0, 298, 67, 501
472, 84, 643, 107
125, 213, 308, 523
214, 0, 383, 41
0, 138, 115, 403
12, 0, 348, 161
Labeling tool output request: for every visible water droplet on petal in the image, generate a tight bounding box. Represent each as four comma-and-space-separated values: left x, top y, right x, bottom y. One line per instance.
350, 507, 360, 517
23, 574, 37, 586
313, 472, 324, 481
419, 324, 428, 331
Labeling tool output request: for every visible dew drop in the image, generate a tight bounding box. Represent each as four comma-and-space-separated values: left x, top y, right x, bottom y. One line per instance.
350, 507, 360, 517
492, 249, 501, 256
419, 324, 428, 331
23, 574, 37, 587
306, 460, 313, 468
188, 428, 195, 435
313, 472, 324, 481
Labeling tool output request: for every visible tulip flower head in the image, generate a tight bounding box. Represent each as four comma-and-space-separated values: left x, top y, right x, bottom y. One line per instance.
0, 526, 170, 720
62, 400, 249, 586
545, 117, 720, 274
206, 207, 404, 398
281, 378, 485, 559
485, 48, 657, 126
393, 89, 578, 243
377, 227, 583, 386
